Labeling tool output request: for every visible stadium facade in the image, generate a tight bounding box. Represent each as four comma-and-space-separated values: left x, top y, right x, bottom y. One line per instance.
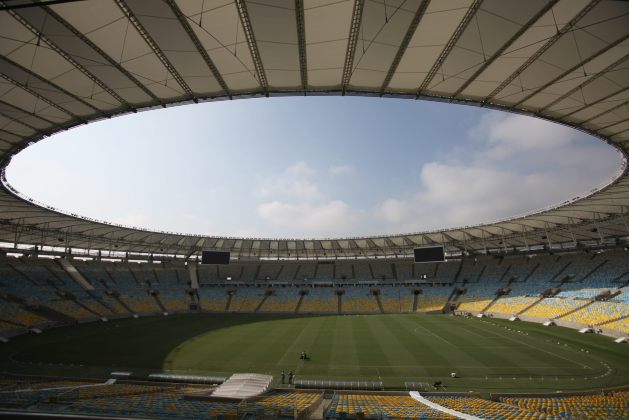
0, 1, 628, 419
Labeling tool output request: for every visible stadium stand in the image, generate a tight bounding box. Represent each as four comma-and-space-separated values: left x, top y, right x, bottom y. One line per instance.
425, 395, 546, 419
343, 289, 380, 313
300, 289, 338, 313
499, 391, 629, 419
0, 376, 323, 419
416, 287, 452, 312
490, 296, 540, 316
198, 288, 229, 312
1, 250, 628, 333
379, 286, 413, 312
326, 393, 456, 419
516, 297, 584, 320
258, 289, 300, 312
228, 288, 263, 312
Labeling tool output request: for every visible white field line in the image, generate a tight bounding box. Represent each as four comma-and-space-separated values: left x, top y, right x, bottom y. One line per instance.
466, 322, 591, 370
412, 322, 456, 347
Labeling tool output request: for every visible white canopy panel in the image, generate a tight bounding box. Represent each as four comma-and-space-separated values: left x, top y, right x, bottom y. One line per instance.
0, 0, 628, 258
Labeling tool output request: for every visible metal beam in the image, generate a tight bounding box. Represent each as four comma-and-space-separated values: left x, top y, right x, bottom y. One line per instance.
0, 99, 56, 126
115, 0, 193, 99
482, 0, 600, 103
294, 0, 308, 91
0, 0, 86, 11
416, 0, 483, 96
0, 80, 73, 124
453, 0, 559, 98
610, 127, 629, 137
515, 33, 629, 108
341, 0, 364, 93
0, 56, 106, 118
582, 99, 629, 125
43, 5, 166, 106
235, 0, 268, 93
539, 53, 629, 113
380, 0, 431, 94
9, 8, 133, 111
164, 0, 231, 97
563, 86, 629, 118
0, 110, 42, 134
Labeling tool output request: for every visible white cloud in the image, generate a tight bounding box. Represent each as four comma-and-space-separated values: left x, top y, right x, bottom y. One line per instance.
373, 164, 559, 233
470, 113, 575, 160
257, 200, 361, 236
372, 113, 622, 233
378, 198, 413, 224
251, 113, 622, 237
328, 165, 354, 176
256, 161, 320, 202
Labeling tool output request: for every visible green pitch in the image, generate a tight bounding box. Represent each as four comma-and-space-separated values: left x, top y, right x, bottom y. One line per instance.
1, 313, 627, 393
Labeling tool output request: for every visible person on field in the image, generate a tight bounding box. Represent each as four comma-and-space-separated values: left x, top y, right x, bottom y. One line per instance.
288, 371, 293, 384
281, 370, 285, 384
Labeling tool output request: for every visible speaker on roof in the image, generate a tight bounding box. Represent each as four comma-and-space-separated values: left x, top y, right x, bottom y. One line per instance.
201, 251, 230, 265
413, 246, 445, 263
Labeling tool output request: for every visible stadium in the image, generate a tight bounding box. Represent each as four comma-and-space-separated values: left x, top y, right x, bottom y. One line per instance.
0, 0, 628, 419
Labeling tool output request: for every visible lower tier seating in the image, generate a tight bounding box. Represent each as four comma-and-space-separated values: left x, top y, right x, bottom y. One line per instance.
426, 395, 548, 419
500, 391, 629, 419
327, 393, 456, 419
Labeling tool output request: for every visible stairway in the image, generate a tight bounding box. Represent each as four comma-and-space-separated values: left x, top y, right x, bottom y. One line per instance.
517, 296, 545, 316
481, 294, 503, 313
597, 313, 629, 327
87, 291, 116, 315
412, 291, 419, 312
374, 292, 384, 313
578, 260, 607, 282
72, 298, 102, 318
550, 261, 572, 283
254, 292, 271, 313
555, 300, 596, 320
26, 304, 75, 324
8, 263, 37, 285
57, 259, 94, 290
113, 295, 135, 315
225, 293, 233, 311
443, 287, 465, 313
151, 292, 167, 312
295, 292, 306, 313
0, 318, 26, 329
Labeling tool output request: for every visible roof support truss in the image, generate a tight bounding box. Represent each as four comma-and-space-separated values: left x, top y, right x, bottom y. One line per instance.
452, 0, 559, 98
114, 0, 192, 99
294, 0, 308, 91
483, 0, 600, 103
235, 0, 268, 94
342, 0, 364, 93
380, 0, 431, 94
416, 0, 483, 96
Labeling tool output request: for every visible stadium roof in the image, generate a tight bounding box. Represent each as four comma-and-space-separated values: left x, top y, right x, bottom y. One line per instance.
0, 0, 628, 259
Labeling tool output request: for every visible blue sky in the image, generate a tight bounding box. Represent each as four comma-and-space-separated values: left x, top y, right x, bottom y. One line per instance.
5, 96, 623, 238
